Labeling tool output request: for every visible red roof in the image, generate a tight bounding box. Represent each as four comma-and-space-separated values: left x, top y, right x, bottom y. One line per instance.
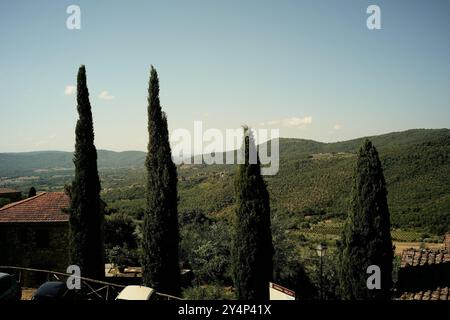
398, 287, 450, 300
401, 248, 450, 267
0, 192, 69, 223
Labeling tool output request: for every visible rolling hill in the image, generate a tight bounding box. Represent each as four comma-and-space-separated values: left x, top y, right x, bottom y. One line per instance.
0, 150, 146, 176
174, 129, 450, 234
1, 129, 449, 234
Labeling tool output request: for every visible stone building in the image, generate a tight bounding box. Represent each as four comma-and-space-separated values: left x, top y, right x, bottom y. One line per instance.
0, 192, 69, 285
0, 188, 22, 206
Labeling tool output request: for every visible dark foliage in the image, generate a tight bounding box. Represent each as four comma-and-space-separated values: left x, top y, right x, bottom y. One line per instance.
179, 210, 232, 285
339, 139, 393, 300
69, 65, 104, 280
233, 128, 273, 300
141, 66, 180, 295
28, 187, 36, 198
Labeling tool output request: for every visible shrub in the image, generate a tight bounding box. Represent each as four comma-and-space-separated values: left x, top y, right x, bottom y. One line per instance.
182, 285, 235, 300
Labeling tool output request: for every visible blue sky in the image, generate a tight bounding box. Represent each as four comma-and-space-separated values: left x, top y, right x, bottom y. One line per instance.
0, 0, 449, 152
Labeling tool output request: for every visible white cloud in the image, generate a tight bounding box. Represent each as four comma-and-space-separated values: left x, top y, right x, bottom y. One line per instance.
34, 140, 47, 147
333, 124, 342, 130
98, 90, 115, 100
261, 116, 312, 128
34, 135, 56, 147
64, 85, 76, 96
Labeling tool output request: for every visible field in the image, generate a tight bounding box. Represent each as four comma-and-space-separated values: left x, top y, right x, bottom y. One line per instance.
393, 242, 445, 255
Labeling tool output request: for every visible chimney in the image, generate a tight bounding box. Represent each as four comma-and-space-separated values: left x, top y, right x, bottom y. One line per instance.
445, 233, 450, 252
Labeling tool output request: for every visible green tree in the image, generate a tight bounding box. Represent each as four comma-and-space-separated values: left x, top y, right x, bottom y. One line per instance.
141, 66, 180, 295
339, 139, 393, 300
69, 65, 104, 280
233, 127, 273, 300
28, 187, 36, 198
179, 210, 233, 285
105, 212, 140, 270
272, 211, 316, 300
104, 212, 137, 250
0, 198, 11, 208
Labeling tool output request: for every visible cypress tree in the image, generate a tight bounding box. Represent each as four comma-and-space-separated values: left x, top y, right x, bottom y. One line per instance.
233, 127, 273, 300
339, 139, 393, 300
28, 187, 36, 198
142, 66, 180, 295
69, 65, 104, 280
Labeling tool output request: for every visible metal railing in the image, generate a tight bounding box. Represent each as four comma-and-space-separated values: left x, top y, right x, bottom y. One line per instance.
0, 265, 183, 300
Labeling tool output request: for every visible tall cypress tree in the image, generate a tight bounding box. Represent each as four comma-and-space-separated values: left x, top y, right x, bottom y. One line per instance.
339, 139, 393, 300
69, 65, 104, 280
233, 127, 273, 300
142, 66, 180, 295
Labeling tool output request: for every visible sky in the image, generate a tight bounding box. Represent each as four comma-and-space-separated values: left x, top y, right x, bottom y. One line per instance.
0, 0, 449, 152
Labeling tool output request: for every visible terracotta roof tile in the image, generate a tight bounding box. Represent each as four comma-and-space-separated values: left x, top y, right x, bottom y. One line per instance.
399, 287, 450, 300
401, 248, 450, 267
0, 192, 69, 223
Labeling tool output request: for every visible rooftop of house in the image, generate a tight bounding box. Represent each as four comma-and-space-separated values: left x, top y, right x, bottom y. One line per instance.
398, 287, 450, 301
398, 234, 450, 300
0, 192, 69, 223
0, 188, 21, 194
401, 248, 450, 268
400, 234, 450, 268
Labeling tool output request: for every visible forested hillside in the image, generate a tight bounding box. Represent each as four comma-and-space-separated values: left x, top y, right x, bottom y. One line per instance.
0, 150, 146, 176
98, 129, 450, 235
1, 129, 449, 234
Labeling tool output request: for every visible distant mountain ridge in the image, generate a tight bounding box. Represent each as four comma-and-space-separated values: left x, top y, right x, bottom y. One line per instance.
1, 129, 449, 234
1, 129, 449, 176
175, 128, 450, 234
0, 150, 147, 176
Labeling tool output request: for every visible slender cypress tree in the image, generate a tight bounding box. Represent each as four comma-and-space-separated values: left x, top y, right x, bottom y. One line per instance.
142, 66, 180, 295
233, 127, 273, 300
69, 65, 104, 280
339, 139, 393, 300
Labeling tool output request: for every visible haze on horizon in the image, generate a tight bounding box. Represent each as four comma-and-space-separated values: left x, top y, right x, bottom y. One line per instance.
1, 0, 450, 153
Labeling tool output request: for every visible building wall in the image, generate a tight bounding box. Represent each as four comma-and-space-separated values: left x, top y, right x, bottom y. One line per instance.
0, 222, 69, 285
0, 192, 22, 202
397, 263, 450, 292
0, 192, 22, 206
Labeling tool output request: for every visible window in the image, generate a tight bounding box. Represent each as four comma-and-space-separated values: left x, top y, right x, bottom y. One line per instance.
36, 230, 50, 248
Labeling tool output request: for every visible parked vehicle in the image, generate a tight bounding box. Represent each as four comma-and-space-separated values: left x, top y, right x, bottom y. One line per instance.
0, 272, 21, 301
115, 285, 155, 300
31, 281, 77, 301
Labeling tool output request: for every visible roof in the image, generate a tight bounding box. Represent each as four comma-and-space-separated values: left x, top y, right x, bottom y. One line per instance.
398, 287, 450, 300
400, 248, 450, 268
0, 192, 69, 223
0, 188, 21, 194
